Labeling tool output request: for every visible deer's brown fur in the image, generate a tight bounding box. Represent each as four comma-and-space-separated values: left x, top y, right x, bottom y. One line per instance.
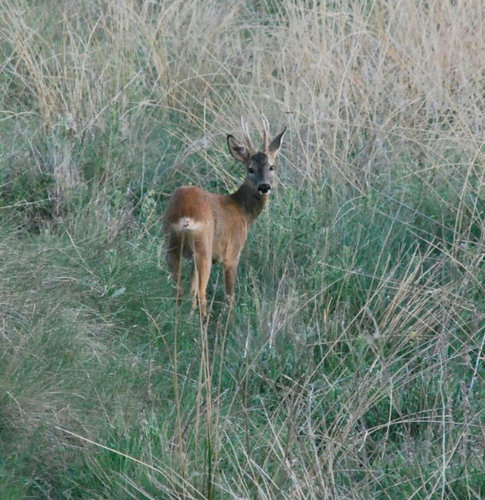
163, 117, 286, 316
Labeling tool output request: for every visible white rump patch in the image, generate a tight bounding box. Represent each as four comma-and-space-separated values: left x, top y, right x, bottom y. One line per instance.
171, 217, 206, 233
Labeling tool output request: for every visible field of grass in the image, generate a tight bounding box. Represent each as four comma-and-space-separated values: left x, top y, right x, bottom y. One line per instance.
0, 0, 483, 498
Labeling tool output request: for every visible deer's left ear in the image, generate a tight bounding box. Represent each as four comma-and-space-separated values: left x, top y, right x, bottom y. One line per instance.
227, 135, 250, 163
268, 127, 287, 156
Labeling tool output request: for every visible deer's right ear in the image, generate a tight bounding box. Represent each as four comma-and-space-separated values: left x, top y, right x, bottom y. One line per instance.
227, 135, 250, 164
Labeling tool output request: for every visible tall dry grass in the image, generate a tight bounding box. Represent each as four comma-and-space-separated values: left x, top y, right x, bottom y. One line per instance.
2, 0, 483, 189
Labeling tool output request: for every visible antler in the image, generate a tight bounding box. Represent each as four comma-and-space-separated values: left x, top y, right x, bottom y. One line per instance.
261, 113, 270, 152
240, 116, 255, 154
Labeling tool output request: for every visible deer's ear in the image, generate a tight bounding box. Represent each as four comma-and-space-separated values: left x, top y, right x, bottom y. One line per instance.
227, 135, 250, 163
268, 127, 287, 156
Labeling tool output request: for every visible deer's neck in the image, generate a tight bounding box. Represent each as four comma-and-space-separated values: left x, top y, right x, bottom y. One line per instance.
229, 182, 266, 225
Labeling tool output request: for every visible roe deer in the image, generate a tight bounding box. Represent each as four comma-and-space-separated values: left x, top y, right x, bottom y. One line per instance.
162, 116, 286, 316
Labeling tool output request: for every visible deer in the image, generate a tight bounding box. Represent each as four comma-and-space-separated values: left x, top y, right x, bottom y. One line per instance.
162, 115, 286, 317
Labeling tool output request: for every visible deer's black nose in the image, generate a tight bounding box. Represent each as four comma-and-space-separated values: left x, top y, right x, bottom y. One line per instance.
258, 183, 271, 194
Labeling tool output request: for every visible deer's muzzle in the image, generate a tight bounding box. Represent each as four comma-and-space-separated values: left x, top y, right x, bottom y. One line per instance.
258, 183, 271, 195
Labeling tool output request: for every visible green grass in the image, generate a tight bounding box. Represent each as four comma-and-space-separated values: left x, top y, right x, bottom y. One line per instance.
0, 0, 483, 498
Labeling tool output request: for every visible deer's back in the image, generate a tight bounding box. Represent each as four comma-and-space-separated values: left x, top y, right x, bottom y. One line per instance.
163, 185, 248, 262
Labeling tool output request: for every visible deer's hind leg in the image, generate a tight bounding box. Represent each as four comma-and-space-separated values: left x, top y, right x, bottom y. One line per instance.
190, 258, 199, 312
193, 234, 212, 317
166, 233, 185, 303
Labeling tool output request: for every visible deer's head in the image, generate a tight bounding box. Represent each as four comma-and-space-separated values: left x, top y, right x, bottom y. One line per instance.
227, 115, 286, 198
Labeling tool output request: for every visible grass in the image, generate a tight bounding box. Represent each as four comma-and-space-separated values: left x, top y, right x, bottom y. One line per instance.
0, 0, 483, 498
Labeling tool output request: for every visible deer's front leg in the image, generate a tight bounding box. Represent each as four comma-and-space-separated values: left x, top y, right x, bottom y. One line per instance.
223, 258, 239, 307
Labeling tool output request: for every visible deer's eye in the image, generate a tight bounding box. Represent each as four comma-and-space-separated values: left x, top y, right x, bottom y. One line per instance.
269, 165, 275, 171
248, 167, 255, 174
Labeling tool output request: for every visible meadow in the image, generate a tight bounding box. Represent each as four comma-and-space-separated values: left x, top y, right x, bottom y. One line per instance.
0, 0, 483, 498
